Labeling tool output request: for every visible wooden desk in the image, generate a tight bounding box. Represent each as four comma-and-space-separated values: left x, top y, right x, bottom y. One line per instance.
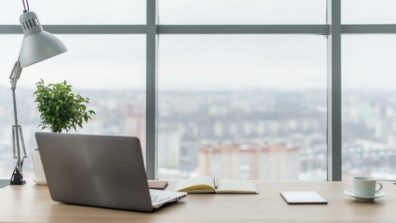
0, 181, 395, 223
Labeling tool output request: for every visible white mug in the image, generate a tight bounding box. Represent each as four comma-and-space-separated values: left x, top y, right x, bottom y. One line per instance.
352, 176, 383, 197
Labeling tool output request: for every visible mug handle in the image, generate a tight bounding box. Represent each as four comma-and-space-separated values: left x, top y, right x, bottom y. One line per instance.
376, 182, 383, 193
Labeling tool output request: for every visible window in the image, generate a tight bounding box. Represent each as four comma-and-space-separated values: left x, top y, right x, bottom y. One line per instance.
159, 0, 326, 24
0, 35, 145, 177
158, 35, 327, 180
1, 0, 395, 181
342, 35, 396, 180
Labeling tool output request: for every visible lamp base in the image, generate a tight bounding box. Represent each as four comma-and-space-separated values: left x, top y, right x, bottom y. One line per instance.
10, 166, 26, 185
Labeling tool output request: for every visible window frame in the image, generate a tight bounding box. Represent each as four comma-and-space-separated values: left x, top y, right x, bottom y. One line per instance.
1, 0, 394, 180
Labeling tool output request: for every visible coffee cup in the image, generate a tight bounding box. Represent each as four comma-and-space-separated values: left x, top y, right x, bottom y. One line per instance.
352, 176, 383, 197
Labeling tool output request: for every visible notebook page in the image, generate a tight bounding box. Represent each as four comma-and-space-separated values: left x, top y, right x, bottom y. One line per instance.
215, 180, 258, 194
174, 176, 214, 192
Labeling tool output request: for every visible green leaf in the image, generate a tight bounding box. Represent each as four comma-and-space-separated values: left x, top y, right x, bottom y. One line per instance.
34, 80, 96, 133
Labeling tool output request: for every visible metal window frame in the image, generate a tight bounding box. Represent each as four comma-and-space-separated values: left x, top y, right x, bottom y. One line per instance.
1, 0, 395, 180
146, 0, 159, 180
3, 24, 396, 35
327, 0, 342, 181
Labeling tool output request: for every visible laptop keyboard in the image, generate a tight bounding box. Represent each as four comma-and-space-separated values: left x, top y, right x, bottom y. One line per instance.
150, 190, 170, 203
151, 194, 161, 202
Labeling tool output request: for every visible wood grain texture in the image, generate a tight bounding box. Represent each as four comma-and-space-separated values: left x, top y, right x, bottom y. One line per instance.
0, 181, 395, 223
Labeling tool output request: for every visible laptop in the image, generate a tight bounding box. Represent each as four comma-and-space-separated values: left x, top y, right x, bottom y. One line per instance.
35, 132, 187, 212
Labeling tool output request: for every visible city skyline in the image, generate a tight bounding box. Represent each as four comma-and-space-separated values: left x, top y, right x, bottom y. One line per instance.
0, 86, 394, 181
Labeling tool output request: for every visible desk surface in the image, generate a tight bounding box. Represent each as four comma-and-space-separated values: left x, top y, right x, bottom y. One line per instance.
0, 181, 395, 223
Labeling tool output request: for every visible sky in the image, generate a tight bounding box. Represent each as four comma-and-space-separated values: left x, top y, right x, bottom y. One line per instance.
0, 0, 396, 90
1, 0, 396, 24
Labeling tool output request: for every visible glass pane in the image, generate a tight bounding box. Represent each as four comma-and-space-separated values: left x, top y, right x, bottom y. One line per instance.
158, 35, 327, 180
159, 0, 326, 24
0, 0, 145, 24
343, 0, 396, 24
0, 35, 145, 177
343, 35, 396, 180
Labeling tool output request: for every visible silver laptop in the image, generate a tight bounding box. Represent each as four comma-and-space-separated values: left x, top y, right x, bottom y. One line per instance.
35, 132, 187, 212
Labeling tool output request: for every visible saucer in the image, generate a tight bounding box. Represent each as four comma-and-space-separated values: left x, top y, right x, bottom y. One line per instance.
344, 190, 385, 201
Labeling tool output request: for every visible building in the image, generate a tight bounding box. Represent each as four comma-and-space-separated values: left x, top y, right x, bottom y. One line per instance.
198, 143, 300, 180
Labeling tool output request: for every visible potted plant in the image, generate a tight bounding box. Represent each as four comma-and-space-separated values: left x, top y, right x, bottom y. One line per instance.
32, 80, 95, 184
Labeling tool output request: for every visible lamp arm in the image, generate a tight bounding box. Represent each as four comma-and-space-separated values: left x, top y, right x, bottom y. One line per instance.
9, 62, 22, 149
9, 61, 26, 185
9, 61, 22, 90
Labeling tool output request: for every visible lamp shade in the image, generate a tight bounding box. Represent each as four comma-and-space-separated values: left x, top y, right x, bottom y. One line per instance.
18, 11, 67, 68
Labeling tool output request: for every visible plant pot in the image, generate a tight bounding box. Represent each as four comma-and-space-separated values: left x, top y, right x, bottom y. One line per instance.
32, 148, 47, 185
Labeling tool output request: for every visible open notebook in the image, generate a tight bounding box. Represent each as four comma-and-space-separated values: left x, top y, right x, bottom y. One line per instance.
174, 176, 258, 194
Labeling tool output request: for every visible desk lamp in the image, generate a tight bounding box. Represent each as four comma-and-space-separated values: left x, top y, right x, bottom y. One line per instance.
9, 0, 67, 185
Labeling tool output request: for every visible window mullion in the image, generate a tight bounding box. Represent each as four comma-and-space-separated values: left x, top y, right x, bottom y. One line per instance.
145, 0, 158, 180
327, 0, 342, 181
